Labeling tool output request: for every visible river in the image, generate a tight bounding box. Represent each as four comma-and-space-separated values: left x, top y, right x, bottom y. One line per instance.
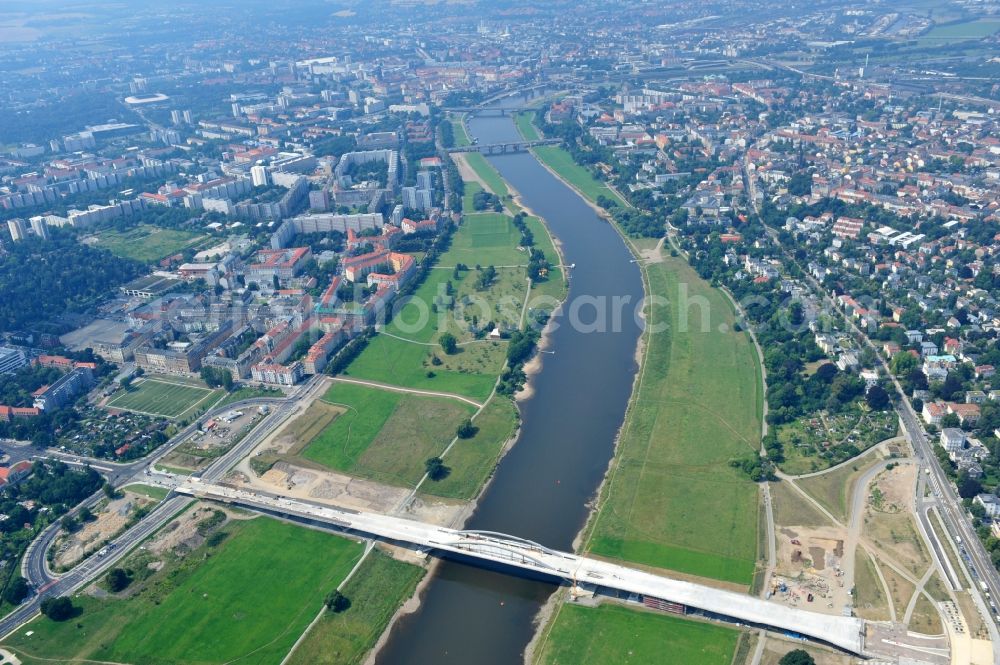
376, 96, 644, 664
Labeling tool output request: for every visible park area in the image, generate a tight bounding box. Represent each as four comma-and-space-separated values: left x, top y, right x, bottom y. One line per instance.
2, 514, 364, 665
91, 224, 204, 263
105, 376, 221, 419
583, 252, 763, 586
346, 213, 554, 403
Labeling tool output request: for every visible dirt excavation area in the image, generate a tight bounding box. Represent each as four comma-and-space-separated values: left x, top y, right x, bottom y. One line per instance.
225, 461, 467, 528
53, 489, 156, 570
771, 525, 851, 616
771, 459, 951, 639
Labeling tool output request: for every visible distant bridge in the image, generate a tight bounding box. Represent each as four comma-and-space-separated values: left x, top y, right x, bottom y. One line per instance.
179, 480, 869, 656
448, 139, 561, 155
443, 107, 535, 115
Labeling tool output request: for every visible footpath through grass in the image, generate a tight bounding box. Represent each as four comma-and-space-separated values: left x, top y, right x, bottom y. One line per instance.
450, 114, 471, 147
463, 152, 510, 198
302, 382, 477, 488
288, 548, 425, 665
4, 517, 363, 665
533, 603, 740, 665
584, 252, 762, 585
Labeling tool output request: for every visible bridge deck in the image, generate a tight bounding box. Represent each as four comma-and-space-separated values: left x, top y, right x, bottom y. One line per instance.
178, 480, 867, 655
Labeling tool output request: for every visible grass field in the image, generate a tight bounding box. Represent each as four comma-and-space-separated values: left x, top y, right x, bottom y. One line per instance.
122, 483, 170, 501
854, 549, 890, 621
445, 212, 524, 266
464, 152, 511, 199
214, 385, 284, 409
795, 453, 884, 524
93, 224, 203, 263
421, 395, 519, 500
106, 377, 220, 419
532, 145, 627, 207
303, 382, 476, 487
534, 603, 740, 665
583, 253, 762, 585
450, 114, 471, 147
919, 18, 1000, 42
288, 549, 425, 665
4, 517, 363, 665
515, 111, 541, 141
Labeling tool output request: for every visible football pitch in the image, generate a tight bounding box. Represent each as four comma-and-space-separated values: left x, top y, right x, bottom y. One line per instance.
106, 377, 220, 419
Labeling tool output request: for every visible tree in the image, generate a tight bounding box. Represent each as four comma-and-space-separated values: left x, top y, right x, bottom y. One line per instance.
890, 352, 919, 376
779, 650, 816, 665
456, 419, 477, 439
439, 333, 458, 355
325, 589, 351, 613
958, 472, 983, 499
813, 362, 837, 383
935, 373, 964, 401
3, 578, 29, 605
425, 457, 451, 481
40, 596, 75, 621
940, 413, 960, 429
866, 385, 890, 411
105, 568, 131, 592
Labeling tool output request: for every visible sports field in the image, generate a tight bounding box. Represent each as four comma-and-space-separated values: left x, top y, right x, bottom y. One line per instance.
303, 382, 476, 487
532, 145, 627, 207
288, 548, 425, 665
445, 212, 524, 266
94, 224, 204, 263
3, 517, 363, 665
106, 377, 220, 419
583, 252, 762, 585
533, 603, 740, 665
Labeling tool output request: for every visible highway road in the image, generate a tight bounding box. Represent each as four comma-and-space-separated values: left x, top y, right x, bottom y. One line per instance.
1, 379, 323, 640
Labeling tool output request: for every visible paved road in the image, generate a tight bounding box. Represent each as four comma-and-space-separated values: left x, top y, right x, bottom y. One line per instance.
3, 381, 320, 641
0, 494, 191, 641
741, 152, 1000, 660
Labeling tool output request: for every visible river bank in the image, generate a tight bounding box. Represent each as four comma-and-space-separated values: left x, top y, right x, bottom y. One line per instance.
375, 98, 644, 665
514, 138, 765, 663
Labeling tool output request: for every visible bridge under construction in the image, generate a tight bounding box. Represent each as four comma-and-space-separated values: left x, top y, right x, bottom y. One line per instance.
178, 480, 880, 655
